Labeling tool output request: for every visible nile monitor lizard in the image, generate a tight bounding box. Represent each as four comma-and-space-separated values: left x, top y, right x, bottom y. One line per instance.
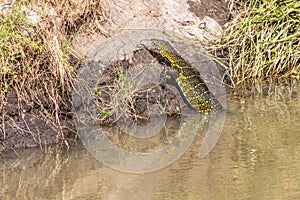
140, 39, 223, 113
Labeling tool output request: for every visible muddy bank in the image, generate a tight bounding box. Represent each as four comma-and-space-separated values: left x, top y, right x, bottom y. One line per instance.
0, 89, 75, 153
95, 48, 182, 125
1, 0, 232, 154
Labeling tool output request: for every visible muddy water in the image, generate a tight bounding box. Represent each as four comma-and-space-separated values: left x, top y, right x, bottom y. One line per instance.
1, 85, 300, 200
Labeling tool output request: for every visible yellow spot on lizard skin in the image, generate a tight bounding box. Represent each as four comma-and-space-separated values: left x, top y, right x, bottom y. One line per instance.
148, 39, 223, 113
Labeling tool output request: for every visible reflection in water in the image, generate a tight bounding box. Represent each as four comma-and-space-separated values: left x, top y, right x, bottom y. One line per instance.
1, 85, 300, 200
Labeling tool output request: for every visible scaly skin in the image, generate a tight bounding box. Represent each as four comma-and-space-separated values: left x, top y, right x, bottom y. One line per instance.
146, 39, 223, 113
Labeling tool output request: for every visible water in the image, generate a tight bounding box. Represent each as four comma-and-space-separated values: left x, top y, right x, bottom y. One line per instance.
1, 83, 300, 200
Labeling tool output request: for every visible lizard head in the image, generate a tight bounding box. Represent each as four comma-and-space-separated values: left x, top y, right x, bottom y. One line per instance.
138, 39, 183, 66
149, 39, 183, 65
149, 39, 176, 54
139, 39, 175, 54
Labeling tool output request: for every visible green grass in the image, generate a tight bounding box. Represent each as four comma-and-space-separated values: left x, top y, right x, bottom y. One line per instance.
208, 0, 300, 86
95, 64, 139, 124
0, 2, 74, 133
0, 0, 103, 142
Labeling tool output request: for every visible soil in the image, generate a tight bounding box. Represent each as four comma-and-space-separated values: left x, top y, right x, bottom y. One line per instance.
187, 0, 234, 25
95, 49, 181, 126
0, 89, 75, 153
0, 0, 232, 154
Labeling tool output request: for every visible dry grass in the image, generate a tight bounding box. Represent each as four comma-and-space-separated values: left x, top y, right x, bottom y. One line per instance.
94, 53, 180, 126
95, 60, 162, 125
207, 0, 300, 86
0, 0, 104, 144
94, 62, 139, 125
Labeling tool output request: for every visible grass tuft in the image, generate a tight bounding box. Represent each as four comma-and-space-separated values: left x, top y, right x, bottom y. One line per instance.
208, 0, 300, 86
0, 0, 104, 146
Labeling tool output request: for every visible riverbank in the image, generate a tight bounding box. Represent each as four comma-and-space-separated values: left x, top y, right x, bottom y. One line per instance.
0, 0, 299, 154
1, 0, 103, 153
